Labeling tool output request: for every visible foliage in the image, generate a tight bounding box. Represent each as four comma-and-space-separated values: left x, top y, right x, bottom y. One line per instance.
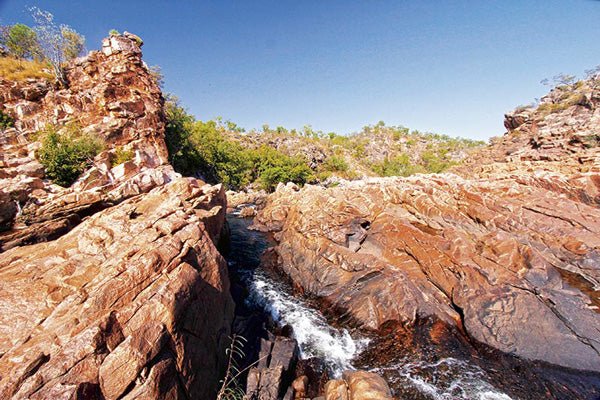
29, 7, 86, 83
0, 110, 14, 130
164, 96, 203, 176
2, 23, 40, 59
216, 335, 247, 400
373, 154, 424, 177
189, 119, 254, 189
164, 98, 312, 191
60, 26, 85, 60
148, 65, 164, 89
111, 146, 134, 166
249, 146, 312, 191
109, 29, 120, 36
36, 123, 104, 187
322, 155, 348, 173
0, 56, 53, 81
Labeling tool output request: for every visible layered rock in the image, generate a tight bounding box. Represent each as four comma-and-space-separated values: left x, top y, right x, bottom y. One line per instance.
454, 76, 600, 178
0, 33, 175, 243
0, 178, 234, 399
253, 173, 600, 372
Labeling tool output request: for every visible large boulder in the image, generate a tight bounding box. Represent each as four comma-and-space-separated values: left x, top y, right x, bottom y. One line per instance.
0, 178, 234, 399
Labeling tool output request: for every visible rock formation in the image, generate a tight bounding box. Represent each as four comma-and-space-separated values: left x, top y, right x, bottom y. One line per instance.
0, 178, 233, 399
253, 75, 600, 379
324, 371, 392, 400
0, 34, 234, 399
0, 33, 175, 248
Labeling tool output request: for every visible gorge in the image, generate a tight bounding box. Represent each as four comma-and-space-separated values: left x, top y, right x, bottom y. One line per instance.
0, 31, 599, 400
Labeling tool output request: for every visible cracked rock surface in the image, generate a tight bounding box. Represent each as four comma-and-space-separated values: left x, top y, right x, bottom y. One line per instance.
253, 171, 600, 372
0, 178, 234, 399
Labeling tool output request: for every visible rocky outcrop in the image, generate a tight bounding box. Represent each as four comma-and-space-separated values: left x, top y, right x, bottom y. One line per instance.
253, 173, 600, 373
0, 178, 234, 399
0, 33, 175, 243
455, 76, 600, 178
244, 335, 299, 400
0, 34, 236, 400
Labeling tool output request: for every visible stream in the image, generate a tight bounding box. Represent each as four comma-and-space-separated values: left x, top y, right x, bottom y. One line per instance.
224, 213, 520, 399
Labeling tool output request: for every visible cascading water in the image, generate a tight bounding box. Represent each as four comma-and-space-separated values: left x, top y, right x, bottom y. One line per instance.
242, 268, 369, 376
225, 212, 514, 399
226, 211, 368, 377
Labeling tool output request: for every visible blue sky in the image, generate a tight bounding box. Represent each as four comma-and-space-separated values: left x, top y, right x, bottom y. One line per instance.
1, 1, 598, 140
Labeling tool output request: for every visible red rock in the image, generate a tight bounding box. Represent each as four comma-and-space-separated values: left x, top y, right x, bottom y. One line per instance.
254, 170, 600, 372
0, 178, 234, 399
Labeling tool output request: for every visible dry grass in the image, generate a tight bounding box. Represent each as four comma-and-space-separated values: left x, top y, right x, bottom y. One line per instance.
0, 57, 53, 81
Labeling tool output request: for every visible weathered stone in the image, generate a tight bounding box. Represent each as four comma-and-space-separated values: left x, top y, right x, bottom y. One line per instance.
0, 178, 234, 399
342, 371, 392, 400
254, 171, 600, 372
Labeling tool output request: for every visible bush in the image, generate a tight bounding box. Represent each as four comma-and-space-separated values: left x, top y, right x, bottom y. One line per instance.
2, 23, 40, 59
373, 154, 424, 177
322, 155, 348, 172
111, 146, 134, 166
0, 110, 14, 130
36, 124, 104, 187
250, 146, 313, 191
164, 98, 312, 191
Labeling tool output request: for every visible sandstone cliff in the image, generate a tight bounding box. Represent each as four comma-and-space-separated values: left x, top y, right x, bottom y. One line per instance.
0, 34, 234, 399
253, 76, 600, 380
0, 33, 175, 249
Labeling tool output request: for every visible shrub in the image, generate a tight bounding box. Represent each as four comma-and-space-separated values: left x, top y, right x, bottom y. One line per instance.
36, 124, 104, 187
111, 146, 134, 166
164, 97, 204, 176
421, 150, 455, 173
0, 56, 53, 81
0, 110, 14, 130
109, 29, 120, 36
29, 7, 86, 83
373, 154, 424, 177
322, 155, 348, 172
250, 146, 313, 191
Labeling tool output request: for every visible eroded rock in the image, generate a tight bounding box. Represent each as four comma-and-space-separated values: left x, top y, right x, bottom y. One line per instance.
254, 172, 600, 372
0, 178, 234, 399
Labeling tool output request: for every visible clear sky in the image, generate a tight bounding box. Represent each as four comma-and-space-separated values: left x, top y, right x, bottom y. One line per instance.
1, 1, 598, 140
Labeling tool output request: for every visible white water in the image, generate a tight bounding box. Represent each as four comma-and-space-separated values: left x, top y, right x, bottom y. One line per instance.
227, 215, 513, 398
242, 268, 369, 377
372, 357, 513, 400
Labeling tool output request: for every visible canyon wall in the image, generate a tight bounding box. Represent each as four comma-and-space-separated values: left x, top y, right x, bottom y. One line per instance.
0, 34, 234, 399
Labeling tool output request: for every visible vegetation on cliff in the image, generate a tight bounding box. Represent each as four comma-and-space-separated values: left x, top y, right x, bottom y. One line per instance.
0, 7, 85, 83
165, 98, 484, 191
165, 98, 312, 191
36, 123, 104, 187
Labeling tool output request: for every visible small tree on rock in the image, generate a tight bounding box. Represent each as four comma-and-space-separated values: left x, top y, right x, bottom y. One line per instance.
29, 7, 85, 84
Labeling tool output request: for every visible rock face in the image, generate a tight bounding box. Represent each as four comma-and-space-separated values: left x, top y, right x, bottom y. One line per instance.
0, 33, 175, 244
0, 35, 235, 400
253, 172, 600, 372
454, 76, 600, 178
0, 178, 234, 399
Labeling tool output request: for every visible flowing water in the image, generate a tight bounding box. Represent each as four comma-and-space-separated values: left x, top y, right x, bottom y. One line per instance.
225, 212, 598, 400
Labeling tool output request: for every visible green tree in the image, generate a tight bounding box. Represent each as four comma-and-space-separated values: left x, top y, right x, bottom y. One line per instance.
29, 7, 86, 84
4, 24, 40, 59
60, 26, 85, 60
